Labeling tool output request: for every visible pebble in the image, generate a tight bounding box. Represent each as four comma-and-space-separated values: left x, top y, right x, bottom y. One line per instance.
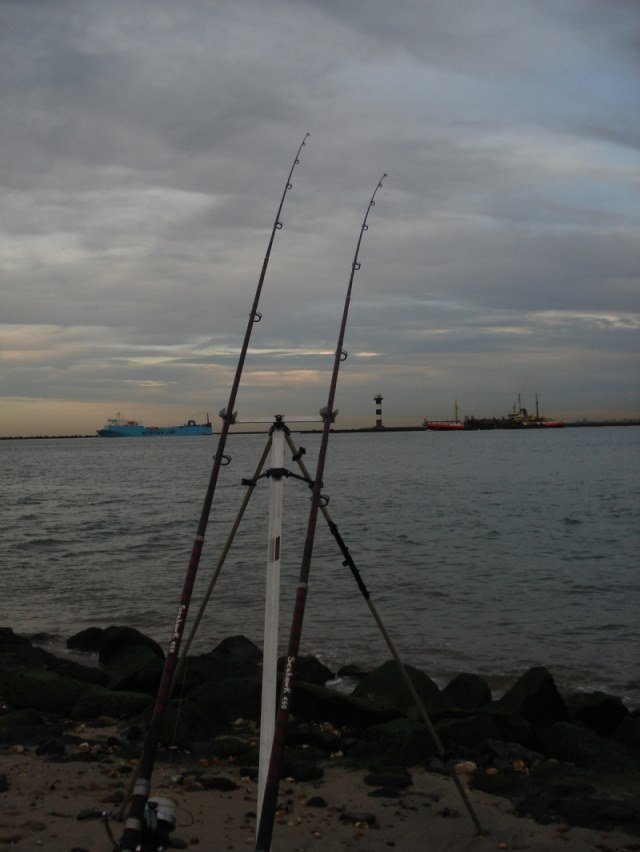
453, 761, 477, 775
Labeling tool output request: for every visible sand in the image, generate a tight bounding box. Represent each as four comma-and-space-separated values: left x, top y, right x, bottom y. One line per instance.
0, 724, 636, 851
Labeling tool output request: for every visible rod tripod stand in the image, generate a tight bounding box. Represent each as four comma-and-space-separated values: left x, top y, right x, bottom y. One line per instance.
173, 413, 486, 843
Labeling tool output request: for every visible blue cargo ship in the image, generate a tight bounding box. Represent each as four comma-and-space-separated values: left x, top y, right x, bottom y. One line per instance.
97, 414, 213, 437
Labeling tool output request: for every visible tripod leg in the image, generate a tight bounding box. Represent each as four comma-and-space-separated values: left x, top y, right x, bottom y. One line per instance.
284, 433, 487, 836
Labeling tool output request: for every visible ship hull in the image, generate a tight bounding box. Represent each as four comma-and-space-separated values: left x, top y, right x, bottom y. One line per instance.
426, 422, 466, 431
97, 418, 213, 437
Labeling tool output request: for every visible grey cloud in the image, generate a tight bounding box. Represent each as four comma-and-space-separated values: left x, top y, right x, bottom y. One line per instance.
0, 0, 638, 432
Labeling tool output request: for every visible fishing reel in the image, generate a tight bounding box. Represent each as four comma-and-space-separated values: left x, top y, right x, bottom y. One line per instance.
110, 796, 178, 852
139, 795, 177, 850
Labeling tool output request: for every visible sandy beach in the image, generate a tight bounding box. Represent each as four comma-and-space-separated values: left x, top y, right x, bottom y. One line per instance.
1, 722, 637, 852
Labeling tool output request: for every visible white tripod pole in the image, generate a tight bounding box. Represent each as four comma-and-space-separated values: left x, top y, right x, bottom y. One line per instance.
257, 418, 285, 827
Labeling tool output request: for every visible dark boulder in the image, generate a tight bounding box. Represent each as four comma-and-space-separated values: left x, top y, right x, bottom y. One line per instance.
613, 712, 640, 749
480, 739, 544, 771
71, 686, 151, 719
291, 680, 398, 728
364, 767, 413, 789
177, 670, 262, 744
282, 745, 325, 781
435, 713, 502, 751
496, 667, 567, 730
47, 658, 108, 687
178, 647, 260, 695
0, 628, 108, 692
102, 644, 164, 694
539, 721, 640, 776
278, 655, 334, 686
565, 690, 629, 737
211, 635, 262, 662
481, 707, 536, 748
98, 627, 164, 694
430, 673, 492, 714
7, 667, 150, 720
0, 708, 45, 729
337, 664, 369, 681
0, 628, 50, 682
35, 738, 66, 756
66, 628, 106, 653
7, 668, 91, 716
352, 660, 440, 717
98, 626, 164, 665
348, 718, 439, 766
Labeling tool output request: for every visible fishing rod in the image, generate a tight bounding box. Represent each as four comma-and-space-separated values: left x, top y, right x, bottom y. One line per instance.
118, 133, 310, 852
283, 430, 486, 834
255, 173, 387, 852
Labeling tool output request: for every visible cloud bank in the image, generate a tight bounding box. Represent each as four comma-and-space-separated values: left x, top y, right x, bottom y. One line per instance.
1, 0, 639, 435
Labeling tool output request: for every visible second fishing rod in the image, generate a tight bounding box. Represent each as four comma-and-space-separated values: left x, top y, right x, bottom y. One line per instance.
118, 133, 310, 852
255, 173, 387, 852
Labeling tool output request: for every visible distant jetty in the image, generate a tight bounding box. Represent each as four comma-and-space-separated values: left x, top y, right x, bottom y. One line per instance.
1, 420, 639, 440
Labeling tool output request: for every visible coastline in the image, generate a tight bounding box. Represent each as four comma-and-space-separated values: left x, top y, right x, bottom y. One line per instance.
1, 420, 639, 439
2, 728, 637, 851
2, 627, 639, 850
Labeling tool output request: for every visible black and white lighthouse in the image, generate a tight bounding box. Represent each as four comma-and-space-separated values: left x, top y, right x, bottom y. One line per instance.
373, 393, 384, 429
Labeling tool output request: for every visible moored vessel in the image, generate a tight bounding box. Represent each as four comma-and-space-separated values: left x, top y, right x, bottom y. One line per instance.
464, 394, 565, 430
97, 413, 213, 437
424, 400, 466, 431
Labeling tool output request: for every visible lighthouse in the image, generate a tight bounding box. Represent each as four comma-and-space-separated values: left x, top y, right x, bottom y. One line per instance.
373, 393, 384, 429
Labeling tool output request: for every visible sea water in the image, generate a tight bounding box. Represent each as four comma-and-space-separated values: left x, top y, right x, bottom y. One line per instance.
1, 426, 638, 706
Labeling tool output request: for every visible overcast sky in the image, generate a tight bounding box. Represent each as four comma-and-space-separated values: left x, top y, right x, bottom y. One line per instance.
1, 0, 639, 436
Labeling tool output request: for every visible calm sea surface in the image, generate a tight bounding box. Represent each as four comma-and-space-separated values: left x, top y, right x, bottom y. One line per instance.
1, 427, 638, 707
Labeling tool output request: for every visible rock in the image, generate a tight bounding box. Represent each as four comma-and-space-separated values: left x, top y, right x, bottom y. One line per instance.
435, 713, 502, 750
101, 643, 164, 694
97, 626, 165, 694
352, 660, 440, 717
7, 668, 90, 716
98, 626, 164, 665
512, 781, 640, 834
0, 627, 34, 649
291, 680, 397, 728
76, 807, 104, 821
198, 776, 238, 791
278, 654, 334, 686
177, 668, 262, 743
71, 686, 151, 719
211, 635, 262, 662
496, 667, 567, 730
339, 811, 377, 826
6, 665, 151, 720
178, 646, 261, 695
0, 773, 8, 792
306, 796, 327, 807
481, 739, 543, 771
348, 718, 438, 766
367, 787, 402, 798
208, 736, 257, 760
613, 712, 640, 748
430, 673, 492, 714
0, 708, 45, 730
337, 664, 369, 680
66, 627, 106, 653
565, 690, 630, 737
0, 628, 108, 694
539, 721, 640, 775
47, 657, 108, 687
481, 707, 536, 748
35, 737, 66, 756
364, 767, 413, 788
281, 746, 324, 781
